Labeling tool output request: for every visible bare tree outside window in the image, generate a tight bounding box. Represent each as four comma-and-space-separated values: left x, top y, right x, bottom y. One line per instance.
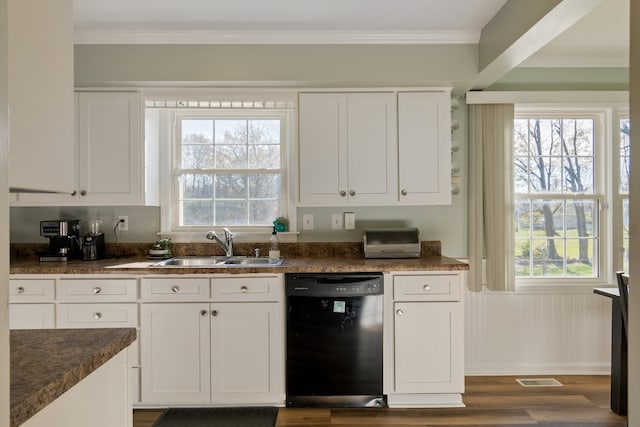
514, 117, 598, 277
177, 116, 283, 227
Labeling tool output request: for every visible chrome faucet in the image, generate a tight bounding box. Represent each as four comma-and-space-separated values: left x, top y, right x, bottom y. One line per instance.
205, 228, 234, 257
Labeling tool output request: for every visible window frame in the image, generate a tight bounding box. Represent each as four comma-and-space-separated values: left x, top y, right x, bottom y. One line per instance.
513, 106, 612, 289
613, 108, 630, 273
150, 100, 297, 242
171, 110, 287, 232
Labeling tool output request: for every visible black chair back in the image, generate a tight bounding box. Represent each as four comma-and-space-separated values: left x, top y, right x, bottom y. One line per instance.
616, 271, 629, 335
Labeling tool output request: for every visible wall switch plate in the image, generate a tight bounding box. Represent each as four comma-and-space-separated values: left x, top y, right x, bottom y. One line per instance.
331, 213, 343, 230
344, 212, 355, 230
302, 214, 314, 230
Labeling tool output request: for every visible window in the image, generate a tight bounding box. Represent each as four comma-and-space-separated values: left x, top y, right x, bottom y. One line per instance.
514, 111, 604, 280
618, 113, 630, 272
175, 113, 284, 228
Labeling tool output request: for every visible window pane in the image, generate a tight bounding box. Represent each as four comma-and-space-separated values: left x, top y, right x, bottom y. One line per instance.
215, 145, 248, 169
183, 119, 213, 142
566, 239, 595, 276
215, 120, 246, 144
620, 118, 631, 193
248, 120, 280, 145
249, 174, 281, 198
215, 201, 247, 225
182, 145, 214, 169
215, 174, 246, 199
182, 200, 213, 226
529, 157, 562, 193
182, 174, 213, 198
250, 200, 280, 225
250, 145, 280, 169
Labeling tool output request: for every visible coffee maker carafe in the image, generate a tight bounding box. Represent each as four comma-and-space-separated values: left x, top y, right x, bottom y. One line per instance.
39, 220, 82, 261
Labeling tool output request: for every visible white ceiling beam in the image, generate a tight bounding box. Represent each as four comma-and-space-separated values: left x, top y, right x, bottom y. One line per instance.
471, 0, 606, 90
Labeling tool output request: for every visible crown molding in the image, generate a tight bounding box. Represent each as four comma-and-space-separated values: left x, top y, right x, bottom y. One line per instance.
74, 29, 480, 45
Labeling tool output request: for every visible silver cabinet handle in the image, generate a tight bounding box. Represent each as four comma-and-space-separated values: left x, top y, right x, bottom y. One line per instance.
171, 286, 180, 293
423, 284, 431, 292
349, 190, 356, 196
94, 312, 102, 319
200, 310, 208, 316
16, 286, 25, 294
340, 190, 346, 197
401, 189, 408, 196
211, 310, 218, 317
396, 309, 404, 317
70, 190, 77, 196
240, 286, 248, 293
93, 286, 102, 294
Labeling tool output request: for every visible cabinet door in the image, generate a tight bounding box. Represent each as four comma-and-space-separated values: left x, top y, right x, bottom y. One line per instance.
8, 0, 75, 194
298, 93, 348, 205
9, 304, 55, 329
398, 91, 451, 205
211, 302, 284, 404
393, 302, 463, 393
78, 92, 142, 204
140, 303, 211, 403
346, 93, 397, 205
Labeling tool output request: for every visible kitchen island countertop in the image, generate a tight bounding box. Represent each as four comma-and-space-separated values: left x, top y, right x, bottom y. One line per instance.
10, 328, 137, 427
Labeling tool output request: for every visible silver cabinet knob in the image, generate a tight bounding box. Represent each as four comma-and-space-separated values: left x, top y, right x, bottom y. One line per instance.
340, 190, 347, 197
16, 286, 25, 294
80, 190, 87, 196
171, 286, 180, 293
94, 312, 102, 319
401, 189, 408, 196
396, 309, 404, 317
70, 190, 77, 196
200, 310, 208, 316
211, 310, 218, 317
93, 287, 102, 294
349, 190, 356, 196
240, 286, 248, 293
423, 284, 431, 292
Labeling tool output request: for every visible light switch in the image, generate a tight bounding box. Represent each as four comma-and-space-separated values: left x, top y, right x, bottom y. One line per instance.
331, 213, 343, 230
302, 214, 314, 230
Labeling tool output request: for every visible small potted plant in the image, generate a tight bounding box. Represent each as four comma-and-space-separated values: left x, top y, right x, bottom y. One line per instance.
149, 237, 172, 257
273, 216, 289, 232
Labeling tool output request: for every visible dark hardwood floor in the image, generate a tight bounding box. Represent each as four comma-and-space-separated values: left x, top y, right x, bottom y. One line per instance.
133, 375, 627, 426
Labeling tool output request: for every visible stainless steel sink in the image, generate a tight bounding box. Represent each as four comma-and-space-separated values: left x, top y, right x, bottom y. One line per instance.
150, 256, 284, 268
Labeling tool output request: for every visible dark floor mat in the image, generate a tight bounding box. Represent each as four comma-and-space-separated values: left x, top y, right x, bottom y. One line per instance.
153, 407, 278, 427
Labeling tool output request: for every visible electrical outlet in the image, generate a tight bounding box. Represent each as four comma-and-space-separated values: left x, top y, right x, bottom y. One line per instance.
331, 213, 343, 230
302, 214, 314, 230
117, 215, 129, 231
344, 212, 355, 230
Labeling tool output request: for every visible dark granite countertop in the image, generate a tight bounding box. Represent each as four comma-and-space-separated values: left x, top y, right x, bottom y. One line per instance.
10, 328, 137, 427
9, 254, 468, 275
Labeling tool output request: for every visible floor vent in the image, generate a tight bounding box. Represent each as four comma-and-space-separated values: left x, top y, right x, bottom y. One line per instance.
516, 378, 563, 387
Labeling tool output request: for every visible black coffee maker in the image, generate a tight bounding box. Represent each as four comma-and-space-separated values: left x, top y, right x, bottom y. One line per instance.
39, 220, 82, 261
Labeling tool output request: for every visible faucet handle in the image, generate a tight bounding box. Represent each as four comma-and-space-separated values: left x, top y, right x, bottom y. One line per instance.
254, 248, 262, 258
223, 227, 233, 238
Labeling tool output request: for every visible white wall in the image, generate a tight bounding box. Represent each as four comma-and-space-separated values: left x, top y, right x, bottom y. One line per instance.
465, 288, 611, 375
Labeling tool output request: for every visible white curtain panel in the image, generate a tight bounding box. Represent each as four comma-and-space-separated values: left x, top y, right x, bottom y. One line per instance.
468, 104, 515, 292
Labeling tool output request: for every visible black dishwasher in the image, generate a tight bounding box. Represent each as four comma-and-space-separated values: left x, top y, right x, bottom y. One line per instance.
285, 273, 384, 407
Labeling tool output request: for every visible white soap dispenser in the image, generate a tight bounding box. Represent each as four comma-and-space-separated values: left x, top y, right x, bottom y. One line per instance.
269, 226, 280, 259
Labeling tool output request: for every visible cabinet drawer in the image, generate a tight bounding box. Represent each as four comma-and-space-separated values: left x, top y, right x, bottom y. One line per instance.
212, 275, 283, 302
141, 278, 209, 301
57, 303, 138, 328
10, 304, 55, 329
9, 279, 55, 302
57, 278, 137, 302
393, 274, 460, 301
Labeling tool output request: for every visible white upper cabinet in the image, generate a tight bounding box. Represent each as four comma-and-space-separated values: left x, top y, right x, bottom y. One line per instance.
298, 89, 451, 207
398, 91, 451, 205
299, 92, 397, 206
12, 91, 155, 206
7, 0, 75, 194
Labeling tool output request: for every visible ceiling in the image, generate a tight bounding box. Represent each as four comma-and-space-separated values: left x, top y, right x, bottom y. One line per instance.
73, 0, 629, 67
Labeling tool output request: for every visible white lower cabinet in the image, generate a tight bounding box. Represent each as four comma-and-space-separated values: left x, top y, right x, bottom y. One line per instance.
9, 278, 55, 329
139, 275, 285, 405
385, 271, 465, 408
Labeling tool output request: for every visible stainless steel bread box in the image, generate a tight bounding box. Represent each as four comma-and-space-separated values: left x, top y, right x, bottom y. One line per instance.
363, 227, 421, 258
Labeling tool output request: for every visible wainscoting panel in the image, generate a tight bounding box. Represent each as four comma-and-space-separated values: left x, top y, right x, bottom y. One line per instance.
464, 288, 612, 375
